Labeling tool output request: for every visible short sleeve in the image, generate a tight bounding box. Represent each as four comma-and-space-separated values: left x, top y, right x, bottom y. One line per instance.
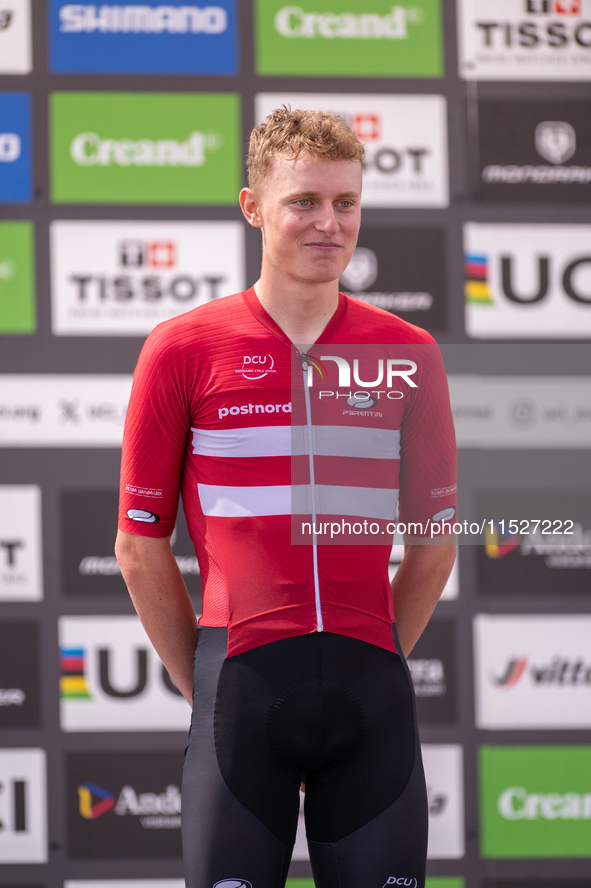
118, 324, 193, 538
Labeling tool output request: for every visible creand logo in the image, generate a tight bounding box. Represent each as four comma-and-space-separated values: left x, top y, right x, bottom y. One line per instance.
274, 5, 423, 40
69, 130, 220, 168
0, 133, 21, 162
59, 4, 228, 34
498, 785, 591, 821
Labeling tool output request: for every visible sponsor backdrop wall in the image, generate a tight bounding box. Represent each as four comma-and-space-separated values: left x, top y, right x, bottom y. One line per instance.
0, 2, 590, 888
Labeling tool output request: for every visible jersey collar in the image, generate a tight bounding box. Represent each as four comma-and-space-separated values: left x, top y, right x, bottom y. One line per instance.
242, 286, 348, 347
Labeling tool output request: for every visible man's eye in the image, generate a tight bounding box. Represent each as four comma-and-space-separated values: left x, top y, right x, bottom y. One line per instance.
297, 199, 311, 207
338, 201, 352, 208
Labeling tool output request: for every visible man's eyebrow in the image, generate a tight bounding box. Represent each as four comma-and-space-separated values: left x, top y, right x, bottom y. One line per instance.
286, 190, 359, 200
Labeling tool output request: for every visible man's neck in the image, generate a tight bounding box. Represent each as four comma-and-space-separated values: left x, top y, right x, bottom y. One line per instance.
254, 268, 340, 345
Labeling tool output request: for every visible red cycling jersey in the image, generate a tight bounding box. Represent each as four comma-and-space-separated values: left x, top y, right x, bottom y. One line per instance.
118, 288, 456, 657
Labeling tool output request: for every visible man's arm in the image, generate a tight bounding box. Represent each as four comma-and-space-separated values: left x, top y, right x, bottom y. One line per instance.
115, 530, 198, 706
390, 544, 456, 657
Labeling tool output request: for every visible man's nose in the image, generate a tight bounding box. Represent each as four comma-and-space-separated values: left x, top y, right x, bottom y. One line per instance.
315, 203, 339, 235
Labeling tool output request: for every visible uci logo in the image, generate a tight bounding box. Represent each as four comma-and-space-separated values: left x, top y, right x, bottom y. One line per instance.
239, 354, 276, 380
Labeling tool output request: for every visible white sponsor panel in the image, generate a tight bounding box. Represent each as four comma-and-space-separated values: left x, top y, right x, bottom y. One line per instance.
465, 223, 591, 338
449, 375, 591, 448
50, 220, 244, 335
458, 0, 591, 81
474, 614, 591, 729
255, 93, 449, 208
0, 0, 32, 74
390, 545, 459, 600
295, 744, 466, 859
0, 485, 42, 601
0, 375, 132, 446
0, 749, 46, 862
59, 616, 192, 731
423, 743, 464, 859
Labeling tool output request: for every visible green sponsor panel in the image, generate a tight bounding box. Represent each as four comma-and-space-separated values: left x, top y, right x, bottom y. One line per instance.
480, 746, 591, 858
0, 221, 36, 334
50, 92, 241, 204
255, 0, 442, 77
285, 881, 315, 888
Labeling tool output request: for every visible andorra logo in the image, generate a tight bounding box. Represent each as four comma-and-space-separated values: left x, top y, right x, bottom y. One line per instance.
78, 781, 116, 819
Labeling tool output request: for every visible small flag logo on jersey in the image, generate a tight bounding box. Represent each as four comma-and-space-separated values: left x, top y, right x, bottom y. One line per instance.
60, 647, 92, 699
465, 253, 493, 305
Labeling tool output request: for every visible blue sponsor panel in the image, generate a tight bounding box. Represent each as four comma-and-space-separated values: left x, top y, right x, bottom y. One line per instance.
48, 0, 238, 73
0, 93, 31, 203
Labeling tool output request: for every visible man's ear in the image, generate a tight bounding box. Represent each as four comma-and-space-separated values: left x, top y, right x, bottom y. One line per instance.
239, 187, 263, 229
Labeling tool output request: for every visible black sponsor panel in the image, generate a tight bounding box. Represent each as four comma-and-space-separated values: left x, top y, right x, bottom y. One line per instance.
61, 490, 201, 601
477, 491, 591, 596
339, 227, 446, 333
0, 623, 40, 728
475, 100, 591, 203
67, 751, 183, 858
407, 619, 457, 724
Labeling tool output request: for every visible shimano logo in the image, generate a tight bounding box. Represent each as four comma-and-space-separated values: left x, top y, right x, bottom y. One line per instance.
59, 4, 228, 34
218, 402, 292, 420
70, 131, 220, 167
0, 133, 21, 163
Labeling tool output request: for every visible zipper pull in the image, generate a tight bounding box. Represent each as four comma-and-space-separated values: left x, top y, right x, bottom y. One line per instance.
300, 352, 309, 371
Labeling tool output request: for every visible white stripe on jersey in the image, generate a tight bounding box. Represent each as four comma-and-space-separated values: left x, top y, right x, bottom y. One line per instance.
192, 425, 400, 460
198, 483, 399, 520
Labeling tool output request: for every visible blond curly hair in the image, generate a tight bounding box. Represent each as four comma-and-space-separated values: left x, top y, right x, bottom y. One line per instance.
248, 106, 364, 193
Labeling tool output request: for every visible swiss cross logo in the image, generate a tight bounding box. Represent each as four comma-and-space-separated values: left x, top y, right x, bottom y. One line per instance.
555, 0, 581, 12
118, 240, 177, 269
350, 113, 381, 142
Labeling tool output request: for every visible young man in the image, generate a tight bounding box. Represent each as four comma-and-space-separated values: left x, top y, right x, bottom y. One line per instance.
116, 108, 456, 888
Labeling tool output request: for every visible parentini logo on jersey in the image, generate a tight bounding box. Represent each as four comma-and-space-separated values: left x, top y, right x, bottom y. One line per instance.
237, 354, 277, 380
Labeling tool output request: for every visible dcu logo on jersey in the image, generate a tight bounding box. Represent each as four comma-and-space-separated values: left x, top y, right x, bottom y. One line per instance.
237, 354, 277, 380
49, 0, 238, 73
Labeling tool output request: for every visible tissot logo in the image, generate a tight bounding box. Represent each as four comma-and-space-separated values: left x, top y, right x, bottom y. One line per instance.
256, 94, 448, 208
458, 0, 591, 81
464, 223, 591, 338
51, 220, 244, 335
59, 616, 191, 731
0, 486, 42, 601
49, 0, 237, 73
475, 614, 591, 728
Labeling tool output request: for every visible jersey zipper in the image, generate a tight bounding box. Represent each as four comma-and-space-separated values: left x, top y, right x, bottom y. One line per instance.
300, 352, 323, 632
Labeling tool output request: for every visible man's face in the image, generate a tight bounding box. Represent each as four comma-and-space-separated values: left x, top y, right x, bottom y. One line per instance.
254, 153, 362, 286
